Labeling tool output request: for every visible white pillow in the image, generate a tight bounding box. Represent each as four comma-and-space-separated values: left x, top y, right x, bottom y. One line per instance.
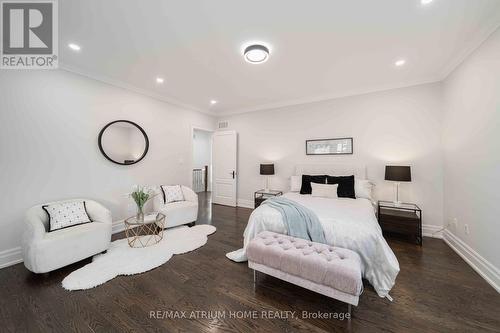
161, 185, 184, 203
290, 175, 302, 192
43, 200, 92, 232
355, 179, 374, 200
311, 183, 338, 199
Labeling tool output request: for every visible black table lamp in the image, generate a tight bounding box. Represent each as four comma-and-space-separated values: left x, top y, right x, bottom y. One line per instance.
385, 166, 411, 205
260, 164, 275, 192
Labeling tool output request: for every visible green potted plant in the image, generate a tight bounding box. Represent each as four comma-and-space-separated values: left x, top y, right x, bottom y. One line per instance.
130, 186, 155, 222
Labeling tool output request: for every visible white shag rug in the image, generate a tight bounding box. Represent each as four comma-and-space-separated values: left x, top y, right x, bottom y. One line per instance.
62, 224, 216, 291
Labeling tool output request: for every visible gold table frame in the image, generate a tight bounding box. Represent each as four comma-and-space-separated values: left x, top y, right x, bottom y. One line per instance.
124, 213, 165, 248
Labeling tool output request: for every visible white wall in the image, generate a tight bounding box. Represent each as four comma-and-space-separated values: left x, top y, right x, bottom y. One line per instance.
442, 28, 500, 273
0, 70, 215, 260
220, 83, 444, 228
193, 129, 213, 190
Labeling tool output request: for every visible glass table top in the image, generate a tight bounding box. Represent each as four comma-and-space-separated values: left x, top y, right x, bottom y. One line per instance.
125, 213, 165, 225
378, 201, 420, 211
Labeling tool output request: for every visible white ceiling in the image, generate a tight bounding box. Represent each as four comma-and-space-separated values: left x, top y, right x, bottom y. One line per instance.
59, 0, 500, 115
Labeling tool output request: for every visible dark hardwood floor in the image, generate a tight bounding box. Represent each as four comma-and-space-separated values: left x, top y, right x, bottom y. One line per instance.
1, 192, 499, 333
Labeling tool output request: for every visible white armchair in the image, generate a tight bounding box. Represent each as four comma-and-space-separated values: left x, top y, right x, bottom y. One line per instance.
153, 186, 198, 228
22, 199, 112, 273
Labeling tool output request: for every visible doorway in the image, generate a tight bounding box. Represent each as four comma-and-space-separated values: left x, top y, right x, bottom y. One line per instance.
192, 128, 213, 193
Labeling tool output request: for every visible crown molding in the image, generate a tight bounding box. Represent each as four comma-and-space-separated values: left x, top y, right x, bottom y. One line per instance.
215, 77, 442, 116
58, 62, 215, 116
216, 16, 500, 116
59, 15, 500, 118
439, 16, 500, 80
59, 61, 441, 117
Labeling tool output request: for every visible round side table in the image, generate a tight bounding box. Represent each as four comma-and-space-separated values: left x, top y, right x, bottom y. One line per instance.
124, 213, 165, 248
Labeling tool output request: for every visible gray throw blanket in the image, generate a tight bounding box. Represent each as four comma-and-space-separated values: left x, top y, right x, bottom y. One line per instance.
261, 197, 326, 244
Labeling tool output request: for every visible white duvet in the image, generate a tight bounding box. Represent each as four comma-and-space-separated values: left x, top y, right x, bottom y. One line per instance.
226, 192, 400, 299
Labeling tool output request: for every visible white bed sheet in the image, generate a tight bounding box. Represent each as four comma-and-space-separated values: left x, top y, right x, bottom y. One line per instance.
226, 192, 400, 299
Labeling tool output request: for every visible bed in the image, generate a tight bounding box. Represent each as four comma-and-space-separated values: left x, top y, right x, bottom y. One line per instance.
226, 164, 400, 299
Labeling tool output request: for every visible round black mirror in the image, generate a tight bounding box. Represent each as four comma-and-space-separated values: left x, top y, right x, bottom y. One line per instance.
98, 120, 149, 165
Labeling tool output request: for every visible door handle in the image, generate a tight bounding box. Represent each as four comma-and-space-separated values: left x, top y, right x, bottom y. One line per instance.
231, 170, 235, 179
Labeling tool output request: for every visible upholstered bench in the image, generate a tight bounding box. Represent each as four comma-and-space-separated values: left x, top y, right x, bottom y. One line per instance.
247, 231, 363, 312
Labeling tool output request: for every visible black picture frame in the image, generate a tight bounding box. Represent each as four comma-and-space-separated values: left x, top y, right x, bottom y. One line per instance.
98, 120, 149, 165
305, 137, 353, 155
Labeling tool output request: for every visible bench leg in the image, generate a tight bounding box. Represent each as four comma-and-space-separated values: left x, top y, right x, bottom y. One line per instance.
253, 270, 256, 290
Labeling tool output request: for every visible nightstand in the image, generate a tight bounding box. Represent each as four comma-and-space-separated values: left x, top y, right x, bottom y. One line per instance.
254, 190, 283, 208
377, 201, 422, 245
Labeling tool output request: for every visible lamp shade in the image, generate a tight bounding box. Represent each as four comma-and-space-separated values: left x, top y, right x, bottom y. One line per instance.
385, 166, 411, 182
260, 164, 275, 175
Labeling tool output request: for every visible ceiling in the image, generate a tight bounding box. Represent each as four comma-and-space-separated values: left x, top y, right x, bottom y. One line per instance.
59, 0, 500, 115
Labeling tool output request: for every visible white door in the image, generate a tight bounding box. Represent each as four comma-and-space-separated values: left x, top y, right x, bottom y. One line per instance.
212, 130, 237, 206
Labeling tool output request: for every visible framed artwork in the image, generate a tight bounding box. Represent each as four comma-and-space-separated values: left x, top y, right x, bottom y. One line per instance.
306, 138, 353, 155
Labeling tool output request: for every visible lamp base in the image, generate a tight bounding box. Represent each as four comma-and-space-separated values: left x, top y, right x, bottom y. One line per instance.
264, 176, 271, 193
394, 182, 401, 206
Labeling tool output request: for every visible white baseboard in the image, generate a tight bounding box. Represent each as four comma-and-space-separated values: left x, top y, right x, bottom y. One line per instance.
237, 199, 254, 209
0, 247, 22, 269
443, 230, 500, 293
112, 220, 126, 234
422, 224, 444, 239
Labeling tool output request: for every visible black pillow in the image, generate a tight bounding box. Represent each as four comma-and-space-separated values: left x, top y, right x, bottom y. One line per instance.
326, 175, 356, 199
300, 175, 327, 195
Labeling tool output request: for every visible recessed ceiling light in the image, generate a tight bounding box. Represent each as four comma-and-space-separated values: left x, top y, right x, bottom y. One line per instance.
68, 43, 81, 51
244, 44, 270, 64
395, 59, 406, 67
421, 0, 434, 5
156, 77, 164, 84
210, 100, 217, 105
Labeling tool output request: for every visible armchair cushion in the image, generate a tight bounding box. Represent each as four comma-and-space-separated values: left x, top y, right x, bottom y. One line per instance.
181, 186, 198, 203
153, 186, 198, 228
31, 222, 111, 273
158, 201, 198, 228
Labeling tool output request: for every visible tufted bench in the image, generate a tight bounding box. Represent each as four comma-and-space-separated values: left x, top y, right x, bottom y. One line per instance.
247, 231, 363, 310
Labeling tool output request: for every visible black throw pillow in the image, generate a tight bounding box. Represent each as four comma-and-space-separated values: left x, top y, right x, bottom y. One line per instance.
300, 175, 327, 195
326, 175, 356, 199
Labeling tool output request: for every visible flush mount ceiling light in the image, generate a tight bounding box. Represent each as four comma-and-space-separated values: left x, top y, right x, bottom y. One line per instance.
210, 100, 217, 105
156, 77, 164, 84
395, 59, 406, 67
243, 44, 270, 64
421, 0, 434, 5
68, 43, 81, 51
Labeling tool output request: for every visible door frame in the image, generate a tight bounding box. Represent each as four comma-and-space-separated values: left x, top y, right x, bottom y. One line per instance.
190, 126, 214, 192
